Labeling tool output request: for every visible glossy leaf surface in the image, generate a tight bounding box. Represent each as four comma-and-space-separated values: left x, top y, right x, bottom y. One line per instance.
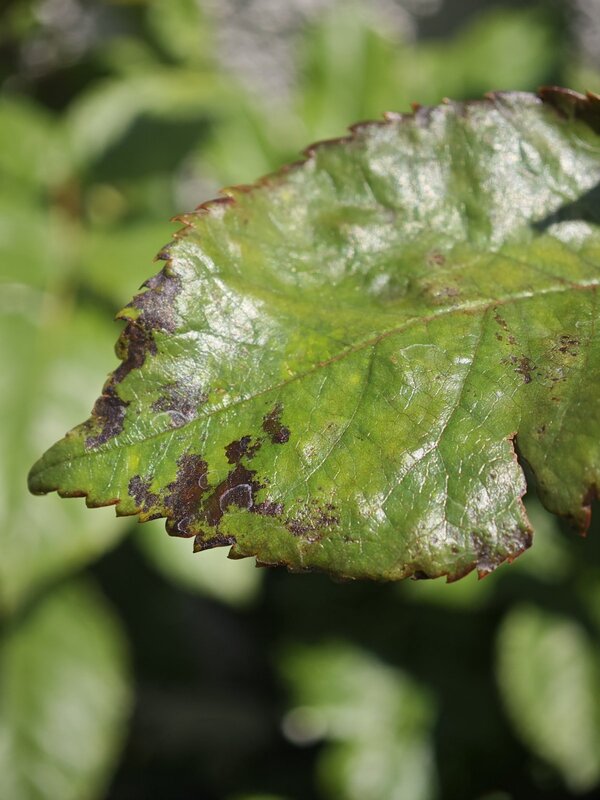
29, 89, 600, 581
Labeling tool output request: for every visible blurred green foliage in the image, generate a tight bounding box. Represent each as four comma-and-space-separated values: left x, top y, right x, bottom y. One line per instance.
1, 0, 600, 798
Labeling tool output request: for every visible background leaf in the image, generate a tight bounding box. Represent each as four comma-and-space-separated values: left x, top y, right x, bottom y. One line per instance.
0, 293, 133, 612
0, 578, 131, 800
496, 605, 600, 791
280, 641, 437, 800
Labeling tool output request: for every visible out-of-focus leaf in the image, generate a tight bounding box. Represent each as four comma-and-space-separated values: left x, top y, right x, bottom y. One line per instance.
147, 0, 210, 65
280, 642, 436, 800
66, 70, 232, 169
0, 299, 130, 614
567, 65, 600, 97
496, 605, 600, 791
0, 97, 71, 193
135, 519, 262, 606
29, 89, 600, 582
0, 578, 131, 800
297, 7, 559, 144
197, 7, 566, 193
78, 221, 176, 304
0, 194, 67, 287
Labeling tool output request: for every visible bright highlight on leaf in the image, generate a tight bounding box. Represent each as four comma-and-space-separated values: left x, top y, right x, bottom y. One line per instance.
29, 88, 600, 582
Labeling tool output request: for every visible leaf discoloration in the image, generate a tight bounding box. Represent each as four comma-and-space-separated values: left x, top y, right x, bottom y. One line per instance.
128, 269, 182, 334
262, 403, 290, 445
84, 387, 128, 449
225, 435, 262, 464
286, 502, 340, 542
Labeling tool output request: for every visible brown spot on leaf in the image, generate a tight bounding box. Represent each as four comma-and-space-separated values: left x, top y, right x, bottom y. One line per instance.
253, 500, 284, 516
85, 386, 128, 449
494, 311, 509, 331
131, 269, 182, 333
422, 282, 460, 304
426, 250, 446, 267
515, 356, 535, 384
262, 403, 290, 444
164, 454, 209, 536
202, 463, 264, 527
193, 532, 236, 552
557, 333, 579, 356
579, 484, 599, 534
286, 501, 339, 542
502, 354, 536, 384
114, 323, 157, 385
128, 475, 161, 519
412, 570, 431, 581
225, 436, 262, 464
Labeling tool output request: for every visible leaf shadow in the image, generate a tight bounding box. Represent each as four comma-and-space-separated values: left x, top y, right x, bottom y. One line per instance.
532, 181, 600, 232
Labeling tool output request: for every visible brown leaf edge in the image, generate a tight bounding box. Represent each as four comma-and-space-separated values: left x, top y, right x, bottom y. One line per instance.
28, 87, 600, 583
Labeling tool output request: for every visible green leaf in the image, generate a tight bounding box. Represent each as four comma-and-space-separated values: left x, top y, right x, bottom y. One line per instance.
280, 641, 436, 800
0, 578, 131, 800
496, 605, 600, 791
0, 298, 130, 613
0, 97, 71, 193
65, 69, 231, 170
296, 6, 560, 145
29, 88, 600, 581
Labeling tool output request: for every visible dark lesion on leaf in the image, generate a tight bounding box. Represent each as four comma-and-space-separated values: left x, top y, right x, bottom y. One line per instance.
556, 333, 580, 357
493, 310, 517, 345
194, 532, 237, 551
124, 400, 313, 553
286, 501, 340, 542
201, 462, 264, 529
501, 354, 537, 384
84, 267, 184, 450
128, 407, 294, 545
128, 475, 162, 520
580, 484, 599, 533
539, 86, 600, 134
113, 323, 157, 385
225, 435, 262, 464
514, 355, 536, 384
129, 268, 182, 333
426, 249, 446, 268
163, 453, 210, 535
85, 386, 128, 449
262, 403, 291, 444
